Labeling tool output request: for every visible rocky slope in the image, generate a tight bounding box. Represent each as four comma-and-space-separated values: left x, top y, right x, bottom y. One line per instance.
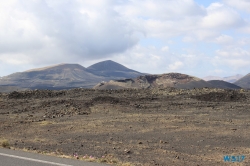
207, 80, 242, 89
234, 73, 250, 89
94, 73, 214, 90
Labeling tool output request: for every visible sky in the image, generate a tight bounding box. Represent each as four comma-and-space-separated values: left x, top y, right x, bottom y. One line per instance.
0, 0, 250, 78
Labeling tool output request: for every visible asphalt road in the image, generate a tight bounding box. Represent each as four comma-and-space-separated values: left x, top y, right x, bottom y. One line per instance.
0, 148, 110, 166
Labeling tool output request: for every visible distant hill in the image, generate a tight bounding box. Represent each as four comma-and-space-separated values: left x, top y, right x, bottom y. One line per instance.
207, 80, 242, 89
223, 74, 243, 83
0, 63, 102, 89
86, 60, 143, 78
0, 86, 30, 93
1, 60, 245, 91
203, 74, 243, 83
94, 73, 214, 90
0, 60, 144, 90
234, 73, 250, 89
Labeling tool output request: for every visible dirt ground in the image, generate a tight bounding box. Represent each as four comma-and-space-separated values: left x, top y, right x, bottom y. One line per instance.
0, 88, 250, 166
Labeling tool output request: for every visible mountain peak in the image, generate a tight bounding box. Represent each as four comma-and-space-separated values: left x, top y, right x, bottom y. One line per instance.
87, 60, 129, 71
0, 60, 144, 90
86, 60, 143, 78
234, 73, 250, 89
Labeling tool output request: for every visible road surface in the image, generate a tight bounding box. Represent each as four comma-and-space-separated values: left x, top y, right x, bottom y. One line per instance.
0, 148, 110, 166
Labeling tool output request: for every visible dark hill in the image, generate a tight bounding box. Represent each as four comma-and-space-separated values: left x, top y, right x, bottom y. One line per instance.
87, 60, 144, 78
0, 64, 104, 90
93, 73, 214, 90
234, 73, 250, 89
207, 80, 242, 89
0, 61, 145, 91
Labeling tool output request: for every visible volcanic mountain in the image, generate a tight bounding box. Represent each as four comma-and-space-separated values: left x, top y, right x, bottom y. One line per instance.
207, 80, 242, 89
0, 60, 144, 90
0, 64, 103, 89
0, 60, 244, 91
234, 73, 250, 89
86, 60, 144, 78
93, 73, 214, 90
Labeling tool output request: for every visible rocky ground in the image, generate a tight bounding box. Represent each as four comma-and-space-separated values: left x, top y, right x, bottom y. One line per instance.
0, 88, 250, 165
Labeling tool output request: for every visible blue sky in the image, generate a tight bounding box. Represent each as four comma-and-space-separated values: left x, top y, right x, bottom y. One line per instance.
0, 0, 250, 78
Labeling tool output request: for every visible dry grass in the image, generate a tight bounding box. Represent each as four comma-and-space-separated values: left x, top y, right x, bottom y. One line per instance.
0, 139, 10, 148
12, 147, 134, 166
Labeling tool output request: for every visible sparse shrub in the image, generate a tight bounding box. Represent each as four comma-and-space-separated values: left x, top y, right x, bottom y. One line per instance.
96, 154, 119, 164
50, 152, 134, 166
119, 163, 135, 166
1, 140, 10, 148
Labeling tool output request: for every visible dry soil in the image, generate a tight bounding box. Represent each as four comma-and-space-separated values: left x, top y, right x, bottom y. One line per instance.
0, 88, 250, 166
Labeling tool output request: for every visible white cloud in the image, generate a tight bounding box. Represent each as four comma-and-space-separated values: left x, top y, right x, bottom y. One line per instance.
161, 46, 169, 52
225, 59, 250, 68
239, 22, 250, 34
223, 0, 250, 13
192, 30, 219, 41
0, 53, 30, 65
0, 0, 140, 65
210, 69, 225, 75
214, 34, 234, 45
116, 0, 206, 19
112, 45, 167, 74
216, 47, 250, 57
115, 0, 207, 38
201, 3, 244, 29
110, 45, 205, 76
183, 3, 245, 42
168, 61, 184, 71
212, 48, 250, 72
238, 38, 250, 45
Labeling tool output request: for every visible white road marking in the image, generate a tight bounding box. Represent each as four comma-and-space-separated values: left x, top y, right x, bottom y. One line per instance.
0, 152, 73, 166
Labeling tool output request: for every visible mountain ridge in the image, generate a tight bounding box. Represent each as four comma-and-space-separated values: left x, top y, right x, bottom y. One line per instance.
94, 73, 215, 90
0, 60, 144, 90
86, 60, 143, 78
0, 60, 245, 91
234, 73, 250, 89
